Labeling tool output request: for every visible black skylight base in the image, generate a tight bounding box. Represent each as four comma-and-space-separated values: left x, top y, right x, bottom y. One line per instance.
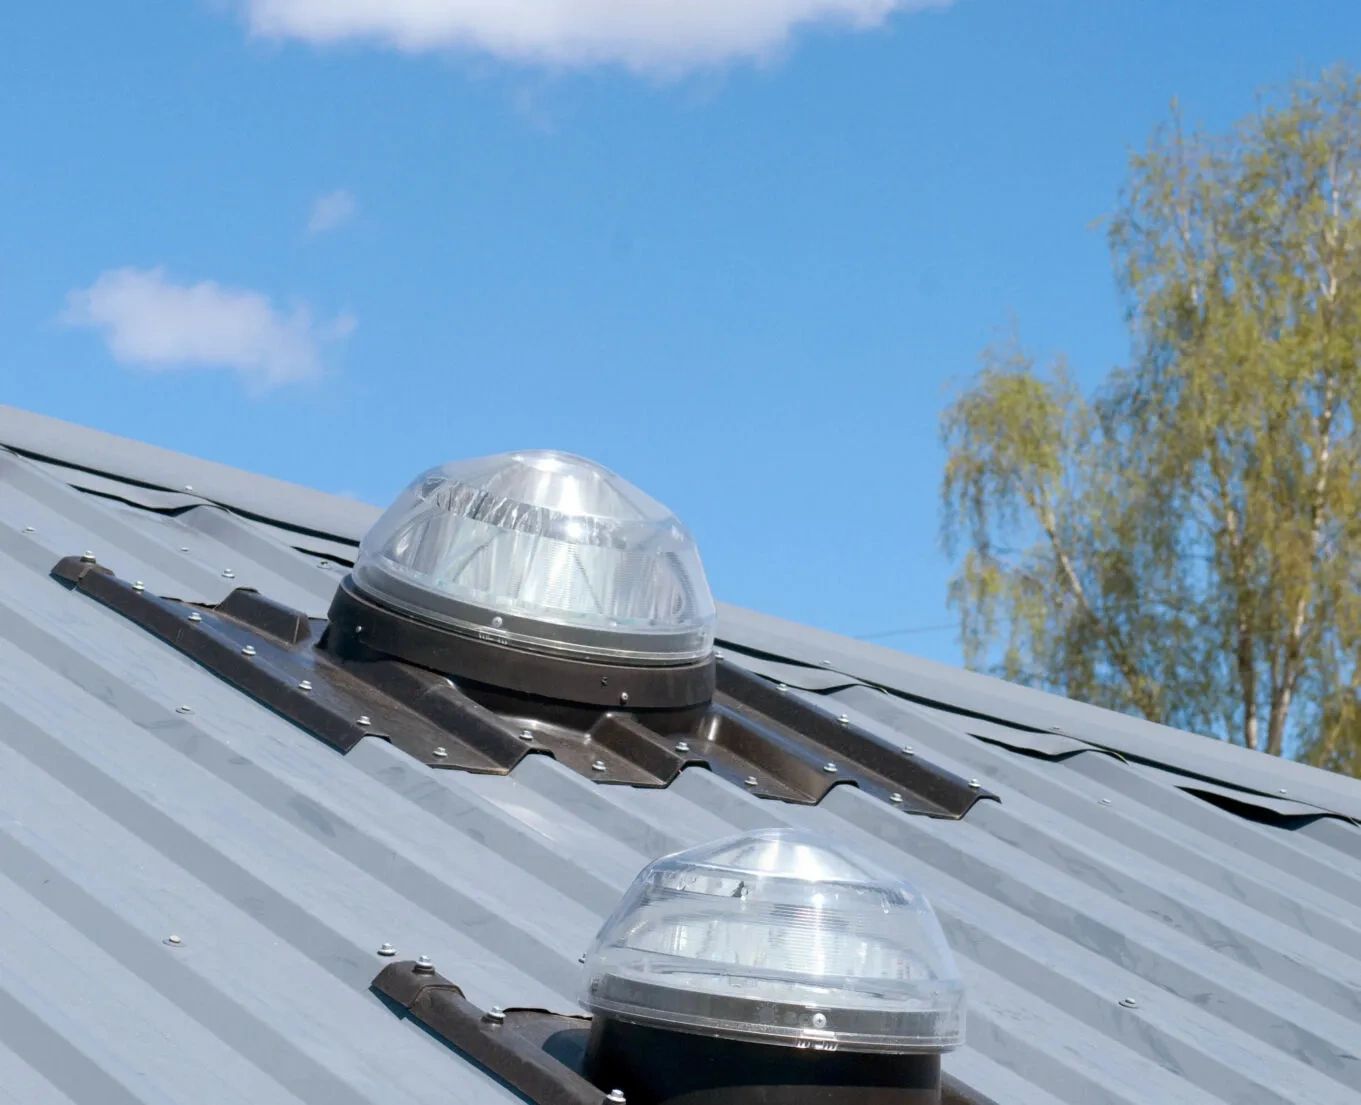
50, 555, 991, 816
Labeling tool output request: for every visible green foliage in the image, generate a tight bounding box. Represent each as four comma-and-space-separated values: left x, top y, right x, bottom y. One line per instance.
942, 71, 1361, 770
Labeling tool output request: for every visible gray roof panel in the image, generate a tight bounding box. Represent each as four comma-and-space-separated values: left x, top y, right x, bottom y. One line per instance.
0, 411, 1359, 1105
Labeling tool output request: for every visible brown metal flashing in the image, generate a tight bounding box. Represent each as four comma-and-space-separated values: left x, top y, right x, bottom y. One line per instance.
372, 962, 995, 1105
51, 555, 993, 816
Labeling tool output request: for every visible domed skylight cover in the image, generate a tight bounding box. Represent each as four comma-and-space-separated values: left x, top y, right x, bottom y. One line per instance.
351, 450, 716, 666
580, 828, 966, 1053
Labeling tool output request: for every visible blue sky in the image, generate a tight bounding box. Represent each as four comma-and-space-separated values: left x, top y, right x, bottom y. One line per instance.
1, 0, 1356, 663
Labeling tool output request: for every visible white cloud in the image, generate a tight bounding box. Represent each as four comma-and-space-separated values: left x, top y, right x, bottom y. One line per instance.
62, 267, 354, 391
241, 0, 949, 73
308, 188, 358, 235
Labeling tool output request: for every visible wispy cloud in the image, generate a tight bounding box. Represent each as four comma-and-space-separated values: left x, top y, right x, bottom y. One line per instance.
307, 188, 358, 235
62, 267, 354, 391
241, 0, 950, 74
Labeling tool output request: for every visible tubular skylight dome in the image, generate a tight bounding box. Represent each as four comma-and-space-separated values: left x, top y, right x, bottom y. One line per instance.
351, 450, 716, 666
580, 828, 966, 1054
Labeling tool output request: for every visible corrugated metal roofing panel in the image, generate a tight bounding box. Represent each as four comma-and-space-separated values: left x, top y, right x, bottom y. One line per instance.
0, 416, 1358, 1104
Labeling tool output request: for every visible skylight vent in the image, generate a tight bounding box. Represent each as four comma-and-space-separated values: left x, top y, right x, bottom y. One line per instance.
350, 450, 716, 667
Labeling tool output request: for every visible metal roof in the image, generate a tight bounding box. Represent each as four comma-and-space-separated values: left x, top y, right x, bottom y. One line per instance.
1, 404, 1359, 1105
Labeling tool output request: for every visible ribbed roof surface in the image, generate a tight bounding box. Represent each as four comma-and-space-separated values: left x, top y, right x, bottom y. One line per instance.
1, 405, 1359, 1105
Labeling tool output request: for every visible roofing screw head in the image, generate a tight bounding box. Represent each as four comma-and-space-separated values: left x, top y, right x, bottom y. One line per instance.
491, 615, 504, 629
591, 760, 607, 772
1278, 788, 1288, 795
188, 612, 202, 622
486, 1006, 506, 1024
356, 715, 372, 727
241, 645, 257, 657
132, 581, 145, 592
607, 1091, 627, 1104
714, 649, 725, 660
1119, 997, 1138, 1009
519, 728, 534, 742
811, 1012, 828, 1029
222, 569, 235, 579
777, 683, 788, 692
376, 943, 396, 957
179, 546, 189, 552
1098, 797, 1112, 806
318, 560, 331, 569
823, 762, 838, 774
744, 776, 758, 787
432, 747, 448, 758
164, 934, 182, 947
297, 680, 312, 692
969, 778, 981, 789
22, 525, 33, 533
838, 714, 850, 726
619, 692, 629, 705
80, 551, 96, 563
175, 705, 193, 714
183, 484, 193, 492
901, 746, 915, 756
413, 955, 435, 973
675, 741, 691, 754
889, 792, 904, 804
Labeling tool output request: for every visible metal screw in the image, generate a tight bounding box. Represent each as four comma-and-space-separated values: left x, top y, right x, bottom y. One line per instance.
969, 778, 981, 789
222, 569, 235, 579
838, 714, 850, 725
592, 760, 607, 772
241, 645, 256, 657
433, 747, 448, 758
132, 581, 145, 592
823, 762, 838, 773
744, 776, 758, 787
519, 729, 534, 742
318, 560, 331, 569
175, 705, 193, 714
1119, 997, 1138, 1009
298, 680, 313, 691
80, 550, 96, 563
675, 741, 691, 753
600, 676, 609, 686
183, 484, 194, 492
22, 525, 33, 533
1278, 788, 1288, 795
179, 546, 189, 552
491, 615, 504, 629
486, 1006, 506, 1023
1098, 797, 1112, 806
901, 746, 915, 756
357, 715, 372, 727
164, 934, 183, 947
188, 612, 202, 622
413, 955, 435, 973
777, 683, 788, 692
889, 793, 903, 804
619, 692, 629, 705
377, 943, 396, 957
606, 1091, 627, 1104
811, 1012, 828, 1029
714, 649, 725, 660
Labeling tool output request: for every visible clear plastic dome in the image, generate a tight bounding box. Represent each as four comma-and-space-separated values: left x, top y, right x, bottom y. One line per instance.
580, 829, 965, 1054
351, 451, 716, 665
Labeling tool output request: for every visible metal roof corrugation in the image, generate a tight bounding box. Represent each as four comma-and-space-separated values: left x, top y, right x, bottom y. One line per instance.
0, 429, 1358, 1105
